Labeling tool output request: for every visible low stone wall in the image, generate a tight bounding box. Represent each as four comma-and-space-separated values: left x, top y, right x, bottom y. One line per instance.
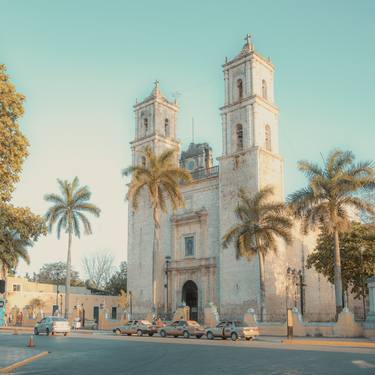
246, 308, 366, 338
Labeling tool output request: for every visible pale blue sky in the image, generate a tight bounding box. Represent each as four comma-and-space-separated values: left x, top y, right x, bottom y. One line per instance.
1, 0, 374, 276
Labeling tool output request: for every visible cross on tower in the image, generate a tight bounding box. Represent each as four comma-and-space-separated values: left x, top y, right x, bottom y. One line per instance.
244, 33, 252, 45
154, 79, 160, 87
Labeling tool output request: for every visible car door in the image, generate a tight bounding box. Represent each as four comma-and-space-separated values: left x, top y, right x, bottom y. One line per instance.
39, 318, 47, 333
223, 321, 233, 338
168, 321, 178, 335
177, 320, 186, 336
215, 322, 225, 337
129, 321, 138, 334
121, 322, 131, 334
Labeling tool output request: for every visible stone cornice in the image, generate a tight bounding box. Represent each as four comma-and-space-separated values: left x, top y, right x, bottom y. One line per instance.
171, 208, 208, 225
130, 134, 180, 147
168, 256, 217, 272
220, 95, 279, 114
223, 50, 274, 71
134, 96, 179, 112
217, 146, 283, 163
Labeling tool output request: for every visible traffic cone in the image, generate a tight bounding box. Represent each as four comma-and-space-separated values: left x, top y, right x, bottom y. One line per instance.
27, 335, 35, 348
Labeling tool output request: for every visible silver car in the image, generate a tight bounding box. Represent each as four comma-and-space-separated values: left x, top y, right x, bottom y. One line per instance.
34, 316, 70, 336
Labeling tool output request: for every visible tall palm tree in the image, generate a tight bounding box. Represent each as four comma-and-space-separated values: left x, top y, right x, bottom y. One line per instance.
222, 186, 292, 322
287, 149, 375, 316
44, 177, 100, 318
123, 146, 191, 312
0, 230, 32, 285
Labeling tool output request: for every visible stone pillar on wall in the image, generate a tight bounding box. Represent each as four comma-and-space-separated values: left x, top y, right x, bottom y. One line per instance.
365, 276, 375, 327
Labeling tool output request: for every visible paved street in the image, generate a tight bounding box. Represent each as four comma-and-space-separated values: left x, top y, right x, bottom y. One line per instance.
1, 333, 375, 374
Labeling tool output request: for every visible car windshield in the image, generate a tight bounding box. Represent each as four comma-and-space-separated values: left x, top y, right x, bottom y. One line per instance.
52, 317, 66, 322
140, 320, 151, 325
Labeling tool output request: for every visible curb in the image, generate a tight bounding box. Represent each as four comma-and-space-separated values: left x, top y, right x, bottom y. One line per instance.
282, 339, 375, 348
0, 351, 49, 373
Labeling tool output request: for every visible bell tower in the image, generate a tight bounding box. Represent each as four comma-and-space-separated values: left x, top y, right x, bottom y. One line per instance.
131, 81, 180, 166
218, 35, 285, 319
128, 81, 180, 317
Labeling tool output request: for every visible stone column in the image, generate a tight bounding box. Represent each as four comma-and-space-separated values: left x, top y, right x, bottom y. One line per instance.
365, 276, 375, 326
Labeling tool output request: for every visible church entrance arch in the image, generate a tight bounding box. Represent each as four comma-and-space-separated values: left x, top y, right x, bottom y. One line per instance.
182, 280, 198, 321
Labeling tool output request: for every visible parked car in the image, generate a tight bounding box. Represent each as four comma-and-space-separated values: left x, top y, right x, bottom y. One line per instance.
205, 320, 259, 341
113, 320, 158, 336
34, 316, 70, 336
159, 319, 205, 339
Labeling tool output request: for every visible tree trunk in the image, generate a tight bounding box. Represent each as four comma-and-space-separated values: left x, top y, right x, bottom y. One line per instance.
152, 205, 160, 315
258, 250, 266, 322
65, 230, 72, 319
333, 229, 343, 318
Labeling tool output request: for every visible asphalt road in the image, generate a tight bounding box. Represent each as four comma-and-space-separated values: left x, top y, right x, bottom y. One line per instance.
1, 333, 375, 375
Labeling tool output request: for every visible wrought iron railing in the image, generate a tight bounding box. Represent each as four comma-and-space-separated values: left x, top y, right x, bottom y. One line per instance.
190, 165, 219, 180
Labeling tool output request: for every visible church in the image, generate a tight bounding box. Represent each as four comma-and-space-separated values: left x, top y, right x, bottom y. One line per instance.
127, 37, 348, 322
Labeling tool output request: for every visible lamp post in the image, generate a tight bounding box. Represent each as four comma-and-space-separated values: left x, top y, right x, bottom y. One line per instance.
164, 256, 171, 317
129, 291, 133, 320
59, 294, 63, 315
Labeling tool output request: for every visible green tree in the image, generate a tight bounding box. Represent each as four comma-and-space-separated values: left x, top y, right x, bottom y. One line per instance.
123, 146, 191, 311
0, 65, 46, 283
222, 186, 292, 322
106, 261, 127, 295
307, 222, 375, 317
34, 261, 84, 287
0, 230, 32, 281
288, 149, 375, 315
44, 177, 100, 318
0, 65, 28, 203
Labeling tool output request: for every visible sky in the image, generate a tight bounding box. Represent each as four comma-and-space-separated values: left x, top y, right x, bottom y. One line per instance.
1, 0, 374, 278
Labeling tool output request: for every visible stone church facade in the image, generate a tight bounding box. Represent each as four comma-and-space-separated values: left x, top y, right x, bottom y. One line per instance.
127, 37, 359, 322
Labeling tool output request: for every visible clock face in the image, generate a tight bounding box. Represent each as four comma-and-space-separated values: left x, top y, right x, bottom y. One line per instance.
187, 160, 195, 171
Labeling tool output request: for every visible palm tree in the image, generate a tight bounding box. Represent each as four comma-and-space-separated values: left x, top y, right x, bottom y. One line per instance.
44, 177, 100, 318
222, 186, 292, 322
123, 146, 191, 312
287, 149, 375, 316
0, 230, 32, 286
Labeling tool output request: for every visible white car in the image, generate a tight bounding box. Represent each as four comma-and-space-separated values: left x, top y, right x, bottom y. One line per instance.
34, 316, 70, 336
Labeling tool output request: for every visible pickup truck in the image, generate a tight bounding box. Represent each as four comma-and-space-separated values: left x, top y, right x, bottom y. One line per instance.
205, 320, 259, 341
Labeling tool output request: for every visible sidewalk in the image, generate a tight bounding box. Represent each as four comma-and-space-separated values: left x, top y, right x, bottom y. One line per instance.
0, 347, 48, 373
282, 337, 375, 348
0, 326, 113, 335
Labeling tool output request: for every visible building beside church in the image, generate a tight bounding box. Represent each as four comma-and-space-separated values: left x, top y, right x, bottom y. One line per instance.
127, 37, 363, 322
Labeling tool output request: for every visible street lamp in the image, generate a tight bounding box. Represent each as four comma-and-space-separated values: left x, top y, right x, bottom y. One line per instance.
59, 294, 63, 316
164, 256, 171, 317
129, 291, 133, 320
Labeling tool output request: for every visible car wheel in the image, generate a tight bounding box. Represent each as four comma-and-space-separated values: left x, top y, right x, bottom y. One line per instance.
196, 335, 202, 339
64, 332, 68, 337
183, 331, 190, 339
160, 330, 167, 338
34, 328, 39, 336
115, 329, 121, 336
231, 332, 238, 341
137, 330, 143, 337
51, 332, 55, 336
46, 328, 50, 336
148, 332, 154, 337
245, 337, 253, 341
174, 335, 178, 338
207, 331, 214, 340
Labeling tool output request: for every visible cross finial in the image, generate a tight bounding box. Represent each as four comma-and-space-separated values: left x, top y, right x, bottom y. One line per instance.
154, 79, 160, 87
244, 33, 252, 45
